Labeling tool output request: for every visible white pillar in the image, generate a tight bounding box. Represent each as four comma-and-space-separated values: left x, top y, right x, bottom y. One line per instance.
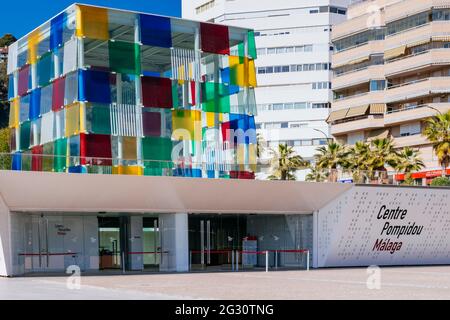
159, 213, 189, 272
134, 15, 143, 168
0, 191, 13, 276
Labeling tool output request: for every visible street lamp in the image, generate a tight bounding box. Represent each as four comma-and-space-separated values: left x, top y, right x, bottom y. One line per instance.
424, 105, 443, 116
313, 128, 333, 144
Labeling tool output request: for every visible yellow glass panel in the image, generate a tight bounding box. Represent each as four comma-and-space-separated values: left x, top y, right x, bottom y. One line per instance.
65, 103, 80, 137
9, 98, 20, 128
172, 109, 202, 141
206, 112, 215, 128
123, 136, 137, 160
237, 144, 246, 171
76, 5, 109, 40
247, 59, 257, 87
248, 144, 257, 172
113, 165, 143, 175
79, 103, 86, 133
28, 29, 41, 65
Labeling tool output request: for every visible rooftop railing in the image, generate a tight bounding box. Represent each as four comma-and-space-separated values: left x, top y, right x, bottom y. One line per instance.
0, 153, 443, 186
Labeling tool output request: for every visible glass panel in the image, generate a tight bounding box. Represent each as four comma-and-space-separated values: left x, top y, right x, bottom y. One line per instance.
64, 71, 78, 105
29, 89, 41, 121
140, 14, 172, 48
142, 109, 161, 137
172, 109, 202, 141
141, 76, 173, 108
40, 84, 53, 115
108, 40, 141, 75
18, 65, 30, 97
142, 136, 172, 161
52, 76, 65, 110
50, 12, 67, 51
76, 5, 109, 40
20, 121, 31, 151
65, 103, 81, 137
37, 53, 54, 87
86, 103, 111, 135
20, 95, 30, 123
54, 137, 67, 172
79, 69, 112, 104
200, 22, 230, 55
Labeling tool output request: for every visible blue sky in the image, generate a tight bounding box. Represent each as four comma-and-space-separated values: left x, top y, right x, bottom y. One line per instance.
0, 0, 181, 39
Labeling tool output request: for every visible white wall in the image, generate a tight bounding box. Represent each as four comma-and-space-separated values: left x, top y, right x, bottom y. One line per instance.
0, 194, 12, 276
316, 185, 450, 268
159, 213, 189, 272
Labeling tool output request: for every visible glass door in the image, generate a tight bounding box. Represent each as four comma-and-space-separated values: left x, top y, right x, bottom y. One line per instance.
143, 217, 160, 270
98, 217, 122, 270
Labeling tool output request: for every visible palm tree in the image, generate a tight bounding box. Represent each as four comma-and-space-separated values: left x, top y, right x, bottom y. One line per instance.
423, 111, 450, 176
346, 141, 371, 183
268, 143, 308, 180
305, 166, 328, 182
367, 138, 398, 171
396, 147, 425, 184
256, 133, 266, 159
314, 141, 349, 182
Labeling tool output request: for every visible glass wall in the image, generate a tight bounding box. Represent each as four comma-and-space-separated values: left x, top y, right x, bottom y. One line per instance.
188, 214, 313, 271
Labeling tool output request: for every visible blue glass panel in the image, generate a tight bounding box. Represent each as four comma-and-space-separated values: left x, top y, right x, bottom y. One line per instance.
29, 88, 41, 120
20, 95, 30, 123
50, 12, 67, 51
221, 67, 230, 84
174, 168, 202, 178
12, 153, 22, 170
140, 14, 172, 48
228, 114, 257, 144
207, 170, 215, 178
79, 69, 111, 104
68, 165, 86, 173
8, 74, 14, 100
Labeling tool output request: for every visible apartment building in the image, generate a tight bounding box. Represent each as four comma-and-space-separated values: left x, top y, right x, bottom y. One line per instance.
330, 0, 450, 182
183, 0, 351, 178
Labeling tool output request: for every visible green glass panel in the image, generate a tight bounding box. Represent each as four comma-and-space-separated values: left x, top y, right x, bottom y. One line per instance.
172, 82, 180, 108
248, 31, 257, 60
237, 43, 245, 63
20, 121, 31, 151
142, 137, 173, 161
21, 151, 32, 171
87, 104, 111, 134
42, 142, 54, 172
54, 137, 67, 172
201, 82, 231, 113
108, 41, 141, 75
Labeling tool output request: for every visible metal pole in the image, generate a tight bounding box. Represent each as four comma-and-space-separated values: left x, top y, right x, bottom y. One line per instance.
275, 250, 278, 270
122, 251, 125, 274
236, 251, 239, 271
306, 250, 310, 271
189, 250, 192, 271
265, 251, 269, 272
232, 250, 235, 271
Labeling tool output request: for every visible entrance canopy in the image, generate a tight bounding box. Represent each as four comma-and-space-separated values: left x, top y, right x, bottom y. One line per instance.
0, 171, 351, 214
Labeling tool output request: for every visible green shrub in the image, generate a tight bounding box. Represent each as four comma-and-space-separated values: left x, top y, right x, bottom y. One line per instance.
430, 176, 450, 187
0, 127, 10, 170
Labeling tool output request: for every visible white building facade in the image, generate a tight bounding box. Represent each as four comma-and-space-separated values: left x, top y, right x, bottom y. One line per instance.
183, 0, 351, 178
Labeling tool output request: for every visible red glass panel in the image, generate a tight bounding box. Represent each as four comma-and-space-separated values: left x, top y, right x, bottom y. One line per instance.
142, 111, 161, 137
200, 23, 230, 55
84, 134, 112, 165
31, 145, 43, 171
141, 76, 173, 108
52, 76, 65, 111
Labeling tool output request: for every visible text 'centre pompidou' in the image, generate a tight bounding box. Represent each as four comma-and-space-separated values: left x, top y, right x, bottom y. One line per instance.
6, 4, 258, 179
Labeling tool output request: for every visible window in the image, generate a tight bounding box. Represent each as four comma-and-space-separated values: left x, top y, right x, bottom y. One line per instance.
290, 123, 307, 128
304, 45, 313, 52
387, 11, 429, 36
310, 9, 319, 14
280, 122, 289, 129
267, 48, 276, 54
257, 48, 266, 55
290, 65, 297, 72
400, 122, 421, 136
370, 80, 386, 91
266, 66, 273, 73
286, 47, 294, 53
257, 67, 266, 74
274, 66, 282, 73
284, 103, 294, 109
273, 104, 283, 110
295, 102, 307, 109
276, 47, 286, 54
281, 65, 290, 72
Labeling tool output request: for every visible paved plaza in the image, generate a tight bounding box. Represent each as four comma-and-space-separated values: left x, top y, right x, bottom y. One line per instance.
1, 266, 449, 300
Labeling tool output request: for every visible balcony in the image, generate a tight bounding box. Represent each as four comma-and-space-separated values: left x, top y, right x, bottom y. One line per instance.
385, 103, 450, 125
384, 21, 450, 51
331, 115, 384, 135
333, 90, 384, 110
386, 77, 450, 103
333, 64, 384, 90
385, 49, 450, 77
333, 41, 384, 68
385, 0, 449, 23
392, 134, 430, 148
332, 11, 385, 41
